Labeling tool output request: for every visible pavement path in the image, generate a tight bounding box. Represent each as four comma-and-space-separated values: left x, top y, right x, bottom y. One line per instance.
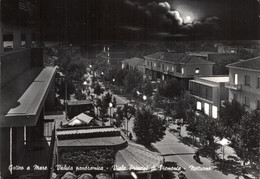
152, 127, 240, 179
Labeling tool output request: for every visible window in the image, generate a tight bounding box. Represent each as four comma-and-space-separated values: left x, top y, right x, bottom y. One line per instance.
245, 96, 250, 107
172, 67, 174, 72
181, 68, 184, 74
245, 75, 250, 86
197, 101, 202, 110
233, 93, 238, 101
234, 74, 238, 85
166, 66, 169, 71
195, 67, 200, 74
212, 106, 218, 119
204, 103, 210, 115
154, 63, 156, 67
257, 77, 260, 89
257, 100, 260, 109
108, 53, 110, 57
162, 64, 164, 69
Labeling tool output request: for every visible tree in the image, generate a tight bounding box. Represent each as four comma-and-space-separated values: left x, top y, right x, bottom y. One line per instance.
102, 92, 112, 108
158, 79, 182, 99
122, 104, 136, 136
93, 83, 104, 96
174, 92, 195, 121
123, 69, 143, 93
234, 109, 260, 167
114, 107, 124, 127
141, 80, 153, 97
219, 100, 247, 138
133, 107, 167, 146
56, 50, 86, 99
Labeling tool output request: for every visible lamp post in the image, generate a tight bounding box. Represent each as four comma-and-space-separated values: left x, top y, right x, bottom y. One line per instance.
109, 102, 113, 125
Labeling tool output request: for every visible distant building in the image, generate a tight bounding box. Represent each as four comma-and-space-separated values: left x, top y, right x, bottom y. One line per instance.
144, 52, 215, 89
101, 45, 128, 65
121, 57, 145, 74
225, 57, 260, 110
189, 76, 229, 119
67, 99, 94, 119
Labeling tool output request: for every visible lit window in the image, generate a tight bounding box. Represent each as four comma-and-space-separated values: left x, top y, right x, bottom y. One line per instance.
234, 74, 238, 85
204, 103, 209, 115
212, 106, 218, 119
107, 59, 110, 64
122, 64, 125, 69
195, 67, 199, 74
107, 47, 109, 51
108, 53, 110, 57
172, 67, 174, 72
231, 50, 235, 53
104, 47, 106, 52
197, 101, 202, 110
166, 66, 169, 71
181, 68, 184, 74
154, 63, 156, 67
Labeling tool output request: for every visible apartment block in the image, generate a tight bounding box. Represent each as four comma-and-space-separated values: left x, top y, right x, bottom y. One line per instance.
225, 57, 260, 110
144, 52, 215, 89
189, 76, 229, 119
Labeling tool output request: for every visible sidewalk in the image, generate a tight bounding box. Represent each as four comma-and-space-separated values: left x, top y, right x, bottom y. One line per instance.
168, 123, 239, 161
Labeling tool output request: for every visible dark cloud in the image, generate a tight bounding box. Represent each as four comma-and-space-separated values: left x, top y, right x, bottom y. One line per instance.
118, 0, 222, 38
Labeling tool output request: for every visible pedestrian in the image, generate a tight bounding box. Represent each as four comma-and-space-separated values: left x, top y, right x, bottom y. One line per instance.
129, 132, 133, 141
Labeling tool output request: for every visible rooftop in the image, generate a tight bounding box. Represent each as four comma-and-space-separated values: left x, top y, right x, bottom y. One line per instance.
114, 142, 163, 171
57, 136, 125, 147
145, 52, 214, 65
67, 99, 92, 106
122, 57, 144, 67
57, 126, 120, 136
198, 76, 230, 83
226, 56, 260, 71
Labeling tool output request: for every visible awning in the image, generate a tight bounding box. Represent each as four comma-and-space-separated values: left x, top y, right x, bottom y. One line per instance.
114, 142, 163, 171
64, 113, 93, 127
0, 66, 57, 127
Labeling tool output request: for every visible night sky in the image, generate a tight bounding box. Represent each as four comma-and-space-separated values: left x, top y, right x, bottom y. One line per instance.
40, 0, 260, 41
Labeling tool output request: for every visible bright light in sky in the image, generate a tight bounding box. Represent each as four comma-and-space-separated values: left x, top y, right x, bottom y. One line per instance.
186, 16, 191, 21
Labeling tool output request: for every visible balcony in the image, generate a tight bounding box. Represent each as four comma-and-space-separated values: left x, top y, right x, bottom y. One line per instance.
225, 83, 242, 91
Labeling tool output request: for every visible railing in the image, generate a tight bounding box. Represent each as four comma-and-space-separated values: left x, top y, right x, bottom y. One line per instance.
190, 91, 213, 101
225, 83, 242, 91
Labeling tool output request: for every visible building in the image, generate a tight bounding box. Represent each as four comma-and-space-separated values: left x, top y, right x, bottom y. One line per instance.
144, 52, 215, 89
189, 76, 229, 119
101, 45, 128, 65
121, 57, 145, 75
225, 57, 260, 110
0, 1, 58, 177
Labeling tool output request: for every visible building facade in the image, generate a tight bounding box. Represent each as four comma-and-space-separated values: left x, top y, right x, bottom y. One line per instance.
225, 57, 260, 110
121, 57, 145, 75
101, 45, 128, 65
144, 52, 215, 89
0, 2, 57, 177
189, 76, 229, 119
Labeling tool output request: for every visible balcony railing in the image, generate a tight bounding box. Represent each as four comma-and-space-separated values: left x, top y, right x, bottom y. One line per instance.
190, 91, 213, 101
225, 83, 242, 91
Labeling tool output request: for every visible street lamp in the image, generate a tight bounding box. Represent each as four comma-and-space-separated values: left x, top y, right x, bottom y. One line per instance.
109, 102, 113, 125
143, 95, 147, 101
